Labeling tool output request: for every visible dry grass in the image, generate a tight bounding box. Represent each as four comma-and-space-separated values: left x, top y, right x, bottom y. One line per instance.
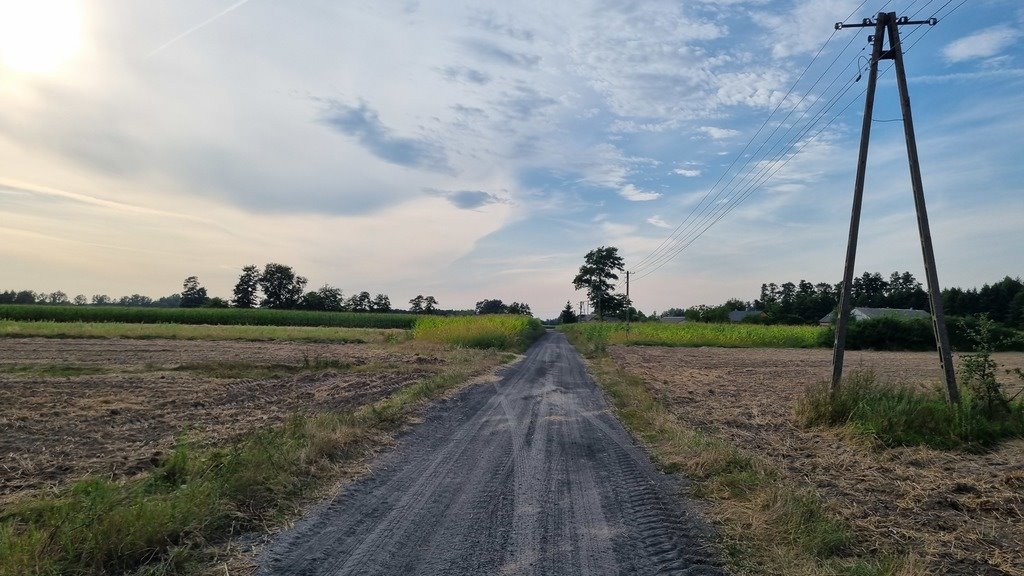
608, 346, 1024, 576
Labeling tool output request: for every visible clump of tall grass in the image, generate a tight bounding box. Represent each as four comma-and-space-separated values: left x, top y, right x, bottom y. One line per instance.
561, 321, 825, 350
795, 371, 1024, 450
413, 315, 544, 351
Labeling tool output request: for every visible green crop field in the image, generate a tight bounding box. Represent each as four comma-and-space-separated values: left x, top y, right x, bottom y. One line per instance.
0, 320, 405, 343
561, 321, 828, 349
0, 305, 416, 329
413, 315, 545, 351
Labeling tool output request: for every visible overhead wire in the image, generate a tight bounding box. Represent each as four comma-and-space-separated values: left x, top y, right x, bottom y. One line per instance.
631, 0, 965, 280
631, 0, 876, 272
632, 1, 889, 274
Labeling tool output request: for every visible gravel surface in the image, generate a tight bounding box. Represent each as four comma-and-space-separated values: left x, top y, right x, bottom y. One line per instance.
259, 332, 721, 575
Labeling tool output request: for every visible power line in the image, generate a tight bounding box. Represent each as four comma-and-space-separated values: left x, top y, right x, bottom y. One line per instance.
631, 0, 967, 280
634, 45, 874, 275
632, 0, 876, 272
636, 67, 875, 280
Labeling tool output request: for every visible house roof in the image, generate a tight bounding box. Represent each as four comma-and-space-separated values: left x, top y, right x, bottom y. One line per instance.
728, 309, 762, 322
820, 307, 930, 323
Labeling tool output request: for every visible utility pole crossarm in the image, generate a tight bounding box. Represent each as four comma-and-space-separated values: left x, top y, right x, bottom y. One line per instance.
835, 16, 938, 30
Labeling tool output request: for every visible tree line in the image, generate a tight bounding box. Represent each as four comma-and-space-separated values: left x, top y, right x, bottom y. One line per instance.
675, 272, 1023, 328
559, 245, 1021, 329
3, 262, 537, 317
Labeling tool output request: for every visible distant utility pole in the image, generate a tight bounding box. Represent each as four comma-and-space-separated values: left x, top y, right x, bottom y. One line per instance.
831, 11, 960, 403
625, 271, 631, 331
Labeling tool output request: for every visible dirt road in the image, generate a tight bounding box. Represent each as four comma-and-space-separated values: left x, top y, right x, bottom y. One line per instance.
259, 332, 720, 575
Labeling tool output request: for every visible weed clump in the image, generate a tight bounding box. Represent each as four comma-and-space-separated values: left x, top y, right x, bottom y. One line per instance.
796, 318, 1024, 450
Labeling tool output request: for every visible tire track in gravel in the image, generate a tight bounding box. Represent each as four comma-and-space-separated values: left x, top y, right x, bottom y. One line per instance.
259, 331, 722, 575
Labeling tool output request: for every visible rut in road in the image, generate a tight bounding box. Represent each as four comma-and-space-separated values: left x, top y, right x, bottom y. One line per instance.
260, 332, 722, 575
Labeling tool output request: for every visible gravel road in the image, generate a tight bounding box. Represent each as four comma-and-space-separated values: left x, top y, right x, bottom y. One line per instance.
259, 331, 721, 575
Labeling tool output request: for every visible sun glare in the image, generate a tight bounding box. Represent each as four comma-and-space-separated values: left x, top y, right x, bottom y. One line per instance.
0, 0, 82, 75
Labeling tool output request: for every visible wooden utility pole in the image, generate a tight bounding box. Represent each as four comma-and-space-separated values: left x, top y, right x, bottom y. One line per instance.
625, 270, 631, 330
831, 12, 959, 403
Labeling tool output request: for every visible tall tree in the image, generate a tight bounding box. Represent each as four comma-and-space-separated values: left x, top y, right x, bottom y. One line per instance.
423, 296, 438, 314
572, 246, 625, 320
180, 276, 208, 308
507, 302, 532, 316
558, 301, 578, 324
232, 264, 261, 308
475, 299, 507, 315
409, 295, 425, 313
371, 293, 391, 312
259, 263, 307, 309
345, 291, 373, 312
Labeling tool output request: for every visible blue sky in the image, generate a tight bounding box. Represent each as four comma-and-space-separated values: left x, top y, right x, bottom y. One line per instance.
1, 0, 1021, 318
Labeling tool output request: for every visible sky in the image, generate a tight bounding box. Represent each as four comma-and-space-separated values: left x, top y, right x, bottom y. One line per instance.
1, 0, 1021, 319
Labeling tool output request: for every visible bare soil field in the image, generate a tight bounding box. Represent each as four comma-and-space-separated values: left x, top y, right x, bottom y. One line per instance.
0, 338, 478, 502
609, 346, 1024, 576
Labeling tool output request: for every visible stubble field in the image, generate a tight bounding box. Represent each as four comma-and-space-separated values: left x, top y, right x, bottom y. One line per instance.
608, 345, 1024, 575
0, 337, 497, 503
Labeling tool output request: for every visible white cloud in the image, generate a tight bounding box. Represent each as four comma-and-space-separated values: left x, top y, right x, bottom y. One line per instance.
943, 26, 1019, 63
698, 126, 739, 139
619, 184, 662, 201
647, 215, 672, 228
600, 221, 636, 236
673, 168, 702, 177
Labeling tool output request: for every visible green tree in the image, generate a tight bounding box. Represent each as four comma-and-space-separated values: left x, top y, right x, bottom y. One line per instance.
558, 301, 578, 324
259, 263, 307, 309
409, 295, 425, 313
345, 291, 373, 312
73, 294, 87, 306
232, 264, 261, 308
572, 246, 625, 320
507, 302, 532, 316
14, 290, 37, 304
476, 299, 508, 315
423, 295, 438, 314
180, 276, 208, 308
371, 293, 391, 312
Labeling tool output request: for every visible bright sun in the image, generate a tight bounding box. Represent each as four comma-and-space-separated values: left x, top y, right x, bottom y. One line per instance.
0, 0, 82, 75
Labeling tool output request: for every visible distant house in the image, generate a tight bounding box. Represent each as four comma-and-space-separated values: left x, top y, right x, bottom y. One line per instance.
819, 307, 930, 325
728, 309, 763, 323
659, 316, 687, 324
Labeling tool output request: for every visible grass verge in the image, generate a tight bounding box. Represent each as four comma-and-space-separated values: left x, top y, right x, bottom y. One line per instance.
796, 371, 1024, 451
565, 334, 916, 576
413, 315, 545, 351
0, 356, 506, 576
0, 320, 407, 343
560, 322, 825, 353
